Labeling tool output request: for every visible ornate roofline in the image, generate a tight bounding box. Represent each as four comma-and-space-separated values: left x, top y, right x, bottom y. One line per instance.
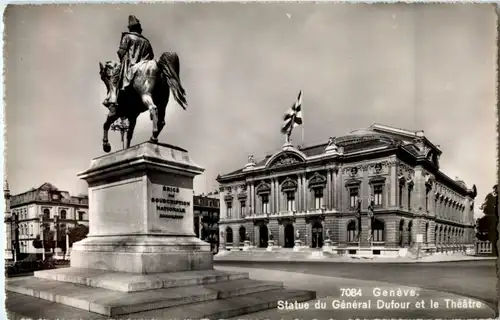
264, 149, 307, 169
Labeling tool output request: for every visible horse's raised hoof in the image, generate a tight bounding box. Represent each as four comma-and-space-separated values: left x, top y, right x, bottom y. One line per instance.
103, 142, 111, 153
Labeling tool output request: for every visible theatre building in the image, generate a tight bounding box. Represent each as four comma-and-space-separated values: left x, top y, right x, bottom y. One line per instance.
216, 124, 477, 256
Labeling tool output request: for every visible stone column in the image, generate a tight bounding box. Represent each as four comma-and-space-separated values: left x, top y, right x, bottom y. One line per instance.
413, 166, 425, 212
390, 163, 397, 207
306, 221, 312, 248
332, 170, 337, 209
326, 170, 332, 209
251, 183, 256, 214
270, 180, 275, 214
276, 179, 281, 213
297, 176, 302, 211
220, 188, 228, 218
302, 174, 307, 212
246, 181, 251, 216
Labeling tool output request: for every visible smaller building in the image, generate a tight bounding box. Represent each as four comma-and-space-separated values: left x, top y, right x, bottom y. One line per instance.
8, 182, 89, 255
193, 192, 220, 241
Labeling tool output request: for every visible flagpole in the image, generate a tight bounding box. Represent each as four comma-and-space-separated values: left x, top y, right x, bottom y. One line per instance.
301, 90, 304, 145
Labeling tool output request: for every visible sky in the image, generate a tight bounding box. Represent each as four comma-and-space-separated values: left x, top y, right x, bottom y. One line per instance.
3, 3, 497, 218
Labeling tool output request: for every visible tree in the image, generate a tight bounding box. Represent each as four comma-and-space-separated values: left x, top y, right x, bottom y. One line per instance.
68, 224, 89, 246
476, 185, 498, 256
32, 235, 42, 249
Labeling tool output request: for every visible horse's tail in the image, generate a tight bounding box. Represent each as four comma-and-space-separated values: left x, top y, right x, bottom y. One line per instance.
158, 52, 187, 110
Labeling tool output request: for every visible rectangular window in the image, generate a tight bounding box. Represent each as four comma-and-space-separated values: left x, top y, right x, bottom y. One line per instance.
286, 192, 296, 212
261, 195, 269, 214
349, 188, 359, 208
373, 185, 383, 206
226, 202, 233, 217
425, 190, 430, 211
240, 200, 246, 217
407, 189, 412, 210
60, 210, 67, 220
347, 229, 356, 242
78, 212, 84, 221
373, 229, 384, 242
314, 188, 324, 209
398, 185, 404, 207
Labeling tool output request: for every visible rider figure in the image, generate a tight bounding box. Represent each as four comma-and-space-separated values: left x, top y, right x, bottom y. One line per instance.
108, 15, 155, 106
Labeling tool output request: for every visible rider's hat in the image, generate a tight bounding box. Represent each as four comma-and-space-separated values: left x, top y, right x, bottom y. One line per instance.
128, 15, 141, 28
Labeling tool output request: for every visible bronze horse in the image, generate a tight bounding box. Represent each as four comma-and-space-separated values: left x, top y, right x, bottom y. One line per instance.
99, 52, 187, 153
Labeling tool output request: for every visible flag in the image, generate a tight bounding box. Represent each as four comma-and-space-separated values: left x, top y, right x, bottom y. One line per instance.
281, 90, 303, 135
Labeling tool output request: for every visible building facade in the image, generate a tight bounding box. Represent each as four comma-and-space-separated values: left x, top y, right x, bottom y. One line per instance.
8, 182, 89, 255
193, 192, 220, 241
216, 124, 477, 255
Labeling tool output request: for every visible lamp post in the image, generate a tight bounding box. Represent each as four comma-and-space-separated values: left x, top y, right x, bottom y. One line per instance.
110, 117, 129, 150
53, 215, 59, 254
39, 214, 45, 261
65, 227, 71, 260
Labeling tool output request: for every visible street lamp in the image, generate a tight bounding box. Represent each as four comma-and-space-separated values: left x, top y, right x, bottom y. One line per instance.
65, 227, 72, 260
110, 117, 130, 150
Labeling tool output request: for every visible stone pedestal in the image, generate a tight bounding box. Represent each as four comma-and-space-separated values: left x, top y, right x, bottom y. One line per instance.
266, 240, 275, 251
71, 142, 212, 274
6, 142, 315, 318
293, 240, 302, 251
243, 240, 252, 251
322, 239, 333, 253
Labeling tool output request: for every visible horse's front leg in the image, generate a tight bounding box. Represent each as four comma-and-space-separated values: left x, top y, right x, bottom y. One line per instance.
102, 108, 120, 153
126, 116, 138, 148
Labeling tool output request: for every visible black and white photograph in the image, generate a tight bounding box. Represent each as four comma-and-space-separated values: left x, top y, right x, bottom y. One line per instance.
2, 3, 499, 319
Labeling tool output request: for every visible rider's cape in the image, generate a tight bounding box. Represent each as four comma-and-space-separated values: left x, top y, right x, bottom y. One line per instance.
118, 32, 155, 89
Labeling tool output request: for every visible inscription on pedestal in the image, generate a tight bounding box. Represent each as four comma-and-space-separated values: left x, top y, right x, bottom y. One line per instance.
151, 185, 191, 219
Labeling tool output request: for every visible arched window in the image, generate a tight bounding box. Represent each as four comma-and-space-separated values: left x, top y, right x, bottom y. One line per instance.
347, 220, 356, 243
399, 219, 404, 247
261, 194, 269, 214
408, 220, 413, 245
226, 227, 233, 244
313, 188, 324, 209
372, 219, 385, 243
425, 222, 429, 244
239, 226, 246, 243
60, 210, 67, 220
286, 191, 296, 212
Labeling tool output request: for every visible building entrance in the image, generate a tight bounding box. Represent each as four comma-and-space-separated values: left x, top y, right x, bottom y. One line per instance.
259, 225, 268, 248
312, 222, 323, 248
284, 224, 294, 248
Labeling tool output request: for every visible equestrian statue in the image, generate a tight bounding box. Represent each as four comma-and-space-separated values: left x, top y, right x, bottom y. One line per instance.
99, 15, 187, 153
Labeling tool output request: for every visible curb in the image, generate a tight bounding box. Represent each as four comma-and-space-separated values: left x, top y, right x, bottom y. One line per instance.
214, 257, 496, 264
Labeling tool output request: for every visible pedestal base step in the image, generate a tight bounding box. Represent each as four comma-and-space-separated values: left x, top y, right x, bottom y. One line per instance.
7, 272, 287, 317
7, 287, 316, 320
34, 267, 248, 292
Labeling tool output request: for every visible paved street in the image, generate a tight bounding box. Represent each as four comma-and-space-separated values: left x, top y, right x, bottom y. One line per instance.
215, 260, 497, 311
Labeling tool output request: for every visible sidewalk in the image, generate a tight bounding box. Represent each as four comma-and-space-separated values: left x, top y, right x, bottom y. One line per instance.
216, 266, 496, 320
215, 250, 496, 263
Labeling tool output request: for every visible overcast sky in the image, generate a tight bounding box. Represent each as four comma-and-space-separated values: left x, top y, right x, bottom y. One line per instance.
4, 3, 497, 217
